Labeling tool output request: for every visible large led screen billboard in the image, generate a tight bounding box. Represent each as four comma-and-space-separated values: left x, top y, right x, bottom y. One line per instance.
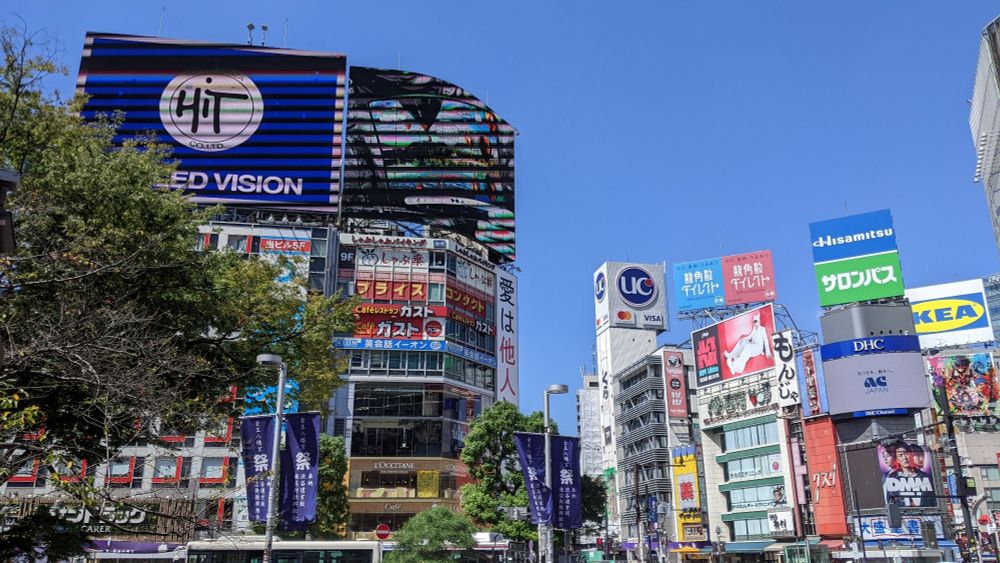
822, 348, 930, 416
673, 250, 776, 312
906, 279, 994, 348
809, 209, 904, 307
78, 33, 347, 210
342, 67, 516, 263
692, 304, 776, 387
927, 353, 1000, 417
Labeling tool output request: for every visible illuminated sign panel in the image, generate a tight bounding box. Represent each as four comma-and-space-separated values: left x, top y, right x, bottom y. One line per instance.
905, 279, 994, 348
78, 33, 347, 210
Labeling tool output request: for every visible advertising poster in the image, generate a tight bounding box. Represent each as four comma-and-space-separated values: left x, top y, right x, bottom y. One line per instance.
342, 67, 516, 263
906, 279, 994, 348
876, 442, 936, 508
662, 350, 689, 418
279, 413, 320, 531
809, 209, 904, 307
693, 304, 776, 387
79, 34, 346, 210
496, 269, 519, 405
674, 258, 724, 311
927, 353, 1000, 416
822, 351, 929, 416
674, 251, 776, 312
239, 415, 275, 522
671, 445, 702, 541
605, 262, 668, 331
514, 433, 551, 525
721, 250, 777, 306
551, 436, 582, 529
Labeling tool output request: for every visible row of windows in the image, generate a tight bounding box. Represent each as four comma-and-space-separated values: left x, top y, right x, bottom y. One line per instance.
620, 368, 655, 393
729, 484, 785, 511
6, 456, 237, 490
347, 351, 495, 391
727, 453, 782, 481
353, 383, 482, 420
350, 419, 468, 459
351, 471, 459, 499
982, 467, 1000, 482
723, 422, 778, 452
732, 517, 770, 540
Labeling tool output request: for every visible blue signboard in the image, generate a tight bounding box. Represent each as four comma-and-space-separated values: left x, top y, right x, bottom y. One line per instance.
809, 209, 897, 263
78, 34, 347, 210
819, 335, 921, 362
673, 258, 724, 311
332, 338, 497, 368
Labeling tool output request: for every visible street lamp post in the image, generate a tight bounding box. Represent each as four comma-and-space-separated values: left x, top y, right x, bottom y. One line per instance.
543, 384, 569, 563
256, 354, 288, 563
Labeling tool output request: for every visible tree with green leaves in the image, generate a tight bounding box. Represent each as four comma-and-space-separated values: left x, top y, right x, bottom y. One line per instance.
384, 506, 477, 563
580, 474, 608, 538
309, 434, 350, 539
0, 23, 354, 555
459, 401, 549, 542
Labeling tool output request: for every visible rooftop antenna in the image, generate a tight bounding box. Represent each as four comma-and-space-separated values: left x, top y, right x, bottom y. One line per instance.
261, 24, 269, 46
158, 7, 166, 36
397, 53, 401, 70
283, 18, 288, 47
246, 23, 255, 46
843, 200, 849, 215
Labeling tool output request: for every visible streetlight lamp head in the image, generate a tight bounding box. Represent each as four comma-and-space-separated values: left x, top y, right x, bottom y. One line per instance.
256, 353, 283, 366
546, 384, 569, 394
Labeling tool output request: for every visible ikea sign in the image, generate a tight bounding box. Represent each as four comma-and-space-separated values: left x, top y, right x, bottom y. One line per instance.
905, 280, 995, 349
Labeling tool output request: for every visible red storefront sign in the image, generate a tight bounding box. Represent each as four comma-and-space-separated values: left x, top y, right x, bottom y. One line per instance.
803, 417, 848, 536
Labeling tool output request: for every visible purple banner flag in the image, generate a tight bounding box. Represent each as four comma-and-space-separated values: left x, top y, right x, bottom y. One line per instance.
279, 412, 320, 531
514, 432, 551, 524
239, 415, 275, 522
551, 435, 582, 529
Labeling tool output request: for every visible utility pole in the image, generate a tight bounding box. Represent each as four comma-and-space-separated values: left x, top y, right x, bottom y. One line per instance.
944, 410, 982, 563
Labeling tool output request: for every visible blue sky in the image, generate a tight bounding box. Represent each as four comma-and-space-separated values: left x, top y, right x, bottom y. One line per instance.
9, 1, 1000, 435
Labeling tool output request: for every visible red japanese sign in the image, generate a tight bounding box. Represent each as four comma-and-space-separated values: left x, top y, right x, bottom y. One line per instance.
663, 351, 688, 418
720, 250, 776, 306
446, 286, 486, 317
803, 417, 848, 536
355, 280, 427, 302
352, 304, 447, 340
802, 348, 821, 415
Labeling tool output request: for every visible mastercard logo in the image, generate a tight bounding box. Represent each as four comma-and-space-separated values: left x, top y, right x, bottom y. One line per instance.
617, 311, 633, 321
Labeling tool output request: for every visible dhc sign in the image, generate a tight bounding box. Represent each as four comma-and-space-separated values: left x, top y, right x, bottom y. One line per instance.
821, 335, 920, 362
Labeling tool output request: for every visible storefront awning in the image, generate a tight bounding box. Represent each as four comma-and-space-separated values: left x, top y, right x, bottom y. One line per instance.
718, 541, 774, 553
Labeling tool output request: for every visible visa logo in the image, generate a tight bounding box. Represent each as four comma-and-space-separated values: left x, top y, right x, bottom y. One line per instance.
911, 298, 985, 334
642, 313, 664, 324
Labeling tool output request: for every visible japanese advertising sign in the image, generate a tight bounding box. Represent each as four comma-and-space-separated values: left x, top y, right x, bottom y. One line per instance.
514, 432, 551, 524
802, 417, 848, 535
79, 34, 346, 210
801, 348, 825, 416
600, 262, 668, 331
809, 210, 904, 307
692, 304, 776, 387
280, 412, 320, 531
772, 330, 801, 407
674, 251, 776, 312
822, 350, 929, 416
927, 353, 1000, 416
342, 67, 516, 263
355, 279, 428, 302
662, 350, 689, 418
239, 415, 275, 522
857, 515, 943, 541
906, 279, 994, 348
671, 445, 702, 540
352, 304, 447, 341
876, 441, 936, 508
698, 379, 778, 428
551, 435, 582, 529
496, 269, 519, 405
767, 509, 795, 538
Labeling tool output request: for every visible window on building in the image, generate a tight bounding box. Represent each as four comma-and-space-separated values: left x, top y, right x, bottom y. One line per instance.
225, 235, 248, 252
733, 517, 770, 540
723, 421, 777, 451
982, 467, 1000, 482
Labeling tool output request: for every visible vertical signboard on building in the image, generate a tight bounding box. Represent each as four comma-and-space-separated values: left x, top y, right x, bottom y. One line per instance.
78, 34, 347, 210
594, 265, 611, 334
693, 304, 776, 387
662, 351, 689, 418
496, 269, 519, 405
772, 330, 801, 407
809, 209, 904, 307
671, 445, 704, 541
803, 417, 848, 535
674, 251, 777, 312
800, 348, 825, 416
876, 441, 937, 508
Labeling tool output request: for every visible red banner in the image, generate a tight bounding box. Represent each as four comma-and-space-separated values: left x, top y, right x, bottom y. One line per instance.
446, 286, 486, 317
353, 304, 447, 340
803, 417, 848, 536
260, 238, 311, 254
663, 351, 688, 418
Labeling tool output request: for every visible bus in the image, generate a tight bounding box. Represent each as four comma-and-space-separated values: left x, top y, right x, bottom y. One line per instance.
185, 539, 383, 563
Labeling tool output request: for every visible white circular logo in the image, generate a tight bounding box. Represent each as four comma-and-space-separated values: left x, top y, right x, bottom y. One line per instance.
159, 72, 263, 152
